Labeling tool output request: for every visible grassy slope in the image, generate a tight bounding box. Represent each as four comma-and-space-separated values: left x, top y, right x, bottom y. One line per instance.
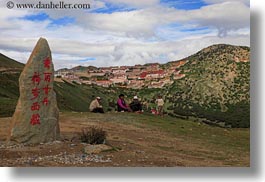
54, 81, 154, 113
54, 82, 122, 112
0, 54, 24, 69
64, 112, 250, 166
0, 54, 24, 116
0, 73, 21, 117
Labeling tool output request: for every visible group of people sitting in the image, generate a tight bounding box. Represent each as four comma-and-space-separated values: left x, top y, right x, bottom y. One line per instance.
89, 94, 164, 115
89, 94, 144, 114
117, 94, 143, 113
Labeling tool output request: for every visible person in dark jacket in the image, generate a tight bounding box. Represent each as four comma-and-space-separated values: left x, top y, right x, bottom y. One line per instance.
129, 96, 143, 112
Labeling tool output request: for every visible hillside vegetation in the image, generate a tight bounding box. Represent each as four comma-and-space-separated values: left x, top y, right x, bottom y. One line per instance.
167, 44, 250, 127
0, 53, 24, 70
0, 44, 250, 128
0, 54, 23, 116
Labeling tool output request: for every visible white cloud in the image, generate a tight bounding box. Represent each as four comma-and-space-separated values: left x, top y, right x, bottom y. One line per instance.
77, 9, 160, 37
1, 0, 249, 39
104, 0, 159, 8
0, 32, 250, 70
84, 34, 250, 68
0, 0, 250, 69
75, 2, 249, 38
190, 2, 250, 37
203, 0, 250, 6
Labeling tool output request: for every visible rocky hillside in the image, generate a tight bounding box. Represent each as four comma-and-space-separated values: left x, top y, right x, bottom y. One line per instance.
165, 44, 250, 127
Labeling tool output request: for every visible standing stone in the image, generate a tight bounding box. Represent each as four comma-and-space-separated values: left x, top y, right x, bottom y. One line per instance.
8, 38, 60, 144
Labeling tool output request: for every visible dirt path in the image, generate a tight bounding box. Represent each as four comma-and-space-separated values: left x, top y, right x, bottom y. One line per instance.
0, 112, 249, 167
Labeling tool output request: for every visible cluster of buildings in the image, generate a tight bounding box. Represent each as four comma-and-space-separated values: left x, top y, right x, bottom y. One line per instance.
55, 60, 187, 89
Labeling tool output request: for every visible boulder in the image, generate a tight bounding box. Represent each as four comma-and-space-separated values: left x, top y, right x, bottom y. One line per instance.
84, 144, 113, 154
8, 38, 60, 144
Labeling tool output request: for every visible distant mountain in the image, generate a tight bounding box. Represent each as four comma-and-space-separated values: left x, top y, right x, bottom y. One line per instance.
56, 65, 97, 73
56, 68, 69, 72
0, 53, 24, 71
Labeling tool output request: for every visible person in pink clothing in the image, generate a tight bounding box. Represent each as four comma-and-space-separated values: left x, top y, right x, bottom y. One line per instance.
117, 94, 131, 112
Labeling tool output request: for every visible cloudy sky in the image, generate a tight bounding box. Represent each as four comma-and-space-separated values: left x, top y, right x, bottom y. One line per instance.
0, 0, 250, 69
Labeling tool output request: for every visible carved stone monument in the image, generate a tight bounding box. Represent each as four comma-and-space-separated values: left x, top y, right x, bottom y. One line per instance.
8, 38, 60, 144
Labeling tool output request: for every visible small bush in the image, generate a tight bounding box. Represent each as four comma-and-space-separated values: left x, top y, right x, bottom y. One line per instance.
80, 126, 107, 144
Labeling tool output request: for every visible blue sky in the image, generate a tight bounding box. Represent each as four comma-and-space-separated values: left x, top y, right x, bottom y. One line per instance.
21, 1, 208, 27
0, 0, 250, 69
160, 0, 207, 10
